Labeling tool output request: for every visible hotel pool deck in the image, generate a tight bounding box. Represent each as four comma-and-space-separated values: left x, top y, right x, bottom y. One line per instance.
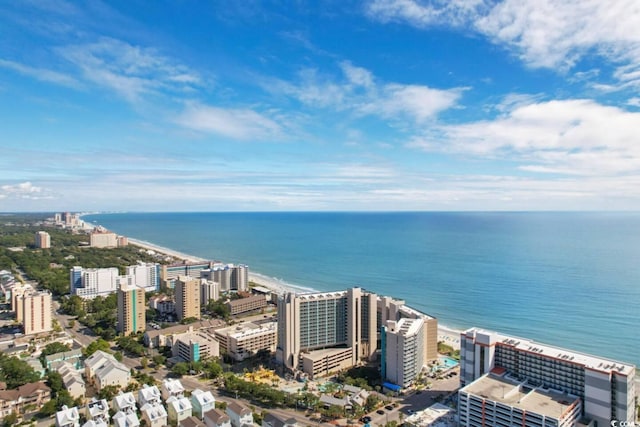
431, 356, 459, 373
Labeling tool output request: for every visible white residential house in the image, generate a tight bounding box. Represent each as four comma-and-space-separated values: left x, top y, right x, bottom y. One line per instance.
161, 378, 185, 401
85, 398, 110, 425
113, 391, 137, 414
167, 395, 193, 424
113, 410, 141, 427
191, 389, 216, 419
204, 409, 231, 427
84, 351, 130, 391
226, 401, 253, 427
56, 405, 80, 427
138, 384, 162, 407
141, 402, 168, 427
58, 362, 85, 399
82, 420, 108, 427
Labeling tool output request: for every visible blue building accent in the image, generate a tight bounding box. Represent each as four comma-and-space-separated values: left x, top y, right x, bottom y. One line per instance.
380, 326, 387, 382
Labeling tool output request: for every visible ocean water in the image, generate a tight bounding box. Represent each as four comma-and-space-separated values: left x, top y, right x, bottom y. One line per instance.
84, 212, 640, 366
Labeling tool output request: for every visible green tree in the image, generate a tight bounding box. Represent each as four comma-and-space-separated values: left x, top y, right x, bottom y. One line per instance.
0, 354, 41, 389
141, 357, 149, 369
2, 412, 18, 427
46, 371, 64, 396
39, 342, 72, 365
171, 362, 189, 377
203, 359, 223, 379
152, 355, 166, 367
97, 385, 120, 401
84, 338, 112, 357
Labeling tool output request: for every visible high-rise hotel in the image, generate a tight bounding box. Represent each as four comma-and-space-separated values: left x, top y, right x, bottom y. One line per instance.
277, 287, 437, 381
18, 290, 52, 335
174, 276, 201, 321
117, 283, 146, 336
34, 231, 50, 249
458, 328, 636, 427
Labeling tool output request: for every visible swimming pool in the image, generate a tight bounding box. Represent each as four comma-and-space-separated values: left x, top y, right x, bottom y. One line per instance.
431, 356, 459, 372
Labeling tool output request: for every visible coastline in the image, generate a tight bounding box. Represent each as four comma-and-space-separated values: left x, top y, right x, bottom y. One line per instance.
126, 234, 462, 349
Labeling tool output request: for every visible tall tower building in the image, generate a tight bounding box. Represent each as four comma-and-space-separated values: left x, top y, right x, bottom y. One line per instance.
126, 263, 160, 292
459, 328, 637, 426
69, 267, 119, 299
21, 291, 52, 335
382, 318, 425, 388
277, 287, 438, 380
117, 283, 146, 336
34, 231, 51, 249
174, 276, 201, 321
200, 279, 220, 306
276, 287, 378, 377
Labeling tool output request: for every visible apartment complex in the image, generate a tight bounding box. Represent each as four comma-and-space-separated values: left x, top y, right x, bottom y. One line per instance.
175, 276, 201, 321
126, 262, 160, 292
34, 231, 51, 248
382, 318, 425, 388
20, 290, 53, 335
459, 328, 637, 426
117, 283, 146, 336
201, 279, 220, 306
201, 264, 249, 292
70, 266, 119, 299
172, 331, 220, 363
277, 287, 438, 380
227, 295, 267, 316
161, 261, 214, 289
89, 228, 119, 248
214, 321, 277, 361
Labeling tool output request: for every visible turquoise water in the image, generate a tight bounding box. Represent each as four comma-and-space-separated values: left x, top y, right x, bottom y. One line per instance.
439, 357, 459, 370
84, 212, 640, 367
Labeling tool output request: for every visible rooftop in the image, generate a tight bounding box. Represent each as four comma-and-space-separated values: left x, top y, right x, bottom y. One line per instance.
405, 403, 455, 427
464, 327, 636, 375
461, 374, 580, 419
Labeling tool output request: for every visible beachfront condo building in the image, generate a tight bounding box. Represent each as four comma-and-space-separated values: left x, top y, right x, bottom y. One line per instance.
459, 327, 637, 427
161, 261, 215, 289
382, 318, 425, 388
20, 290, 53, 335
34, 231, 51, 249
201, 263, 249, 293
89, 227, 119, 248
175, 276, 201, 321
117, 283, 146, 336
277, 287, 438, 379
126, 262, 160, 292
214, 321, 277, 361
200, 279, 220, 306
70, 266, 119, 299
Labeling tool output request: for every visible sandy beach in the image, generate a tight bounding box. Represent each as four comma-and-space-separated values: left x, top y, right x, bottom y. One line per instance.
127, 236, 462, 349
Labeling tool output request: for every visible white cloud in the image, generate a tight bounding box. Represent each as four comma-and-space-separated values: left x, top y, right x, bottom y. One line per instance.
176, 103, 282, 140
362, 83, 464, 122
0, 59, 82, 89
409, 98, 640, 176
58, 37, 202, 103
0, 181, 52, 200
627, 97, 640, 107
339, 61, 374, 88
265, 61, 463, 123
366, 0, 640, 87
366, 0, 488, 27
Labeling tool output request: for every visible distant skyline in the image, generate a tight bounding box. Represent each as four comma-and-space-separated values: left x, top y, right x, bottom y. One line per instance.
2, 1, 640, 211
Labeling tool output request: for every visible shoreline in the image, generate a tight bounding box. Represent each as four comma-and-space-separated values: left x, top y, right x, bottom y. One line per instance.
126, 234, 462, 349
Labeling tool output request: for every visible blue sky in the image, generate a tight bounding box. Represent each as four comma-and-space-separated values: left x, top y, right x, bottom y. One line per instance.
2, 0, 640, 211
